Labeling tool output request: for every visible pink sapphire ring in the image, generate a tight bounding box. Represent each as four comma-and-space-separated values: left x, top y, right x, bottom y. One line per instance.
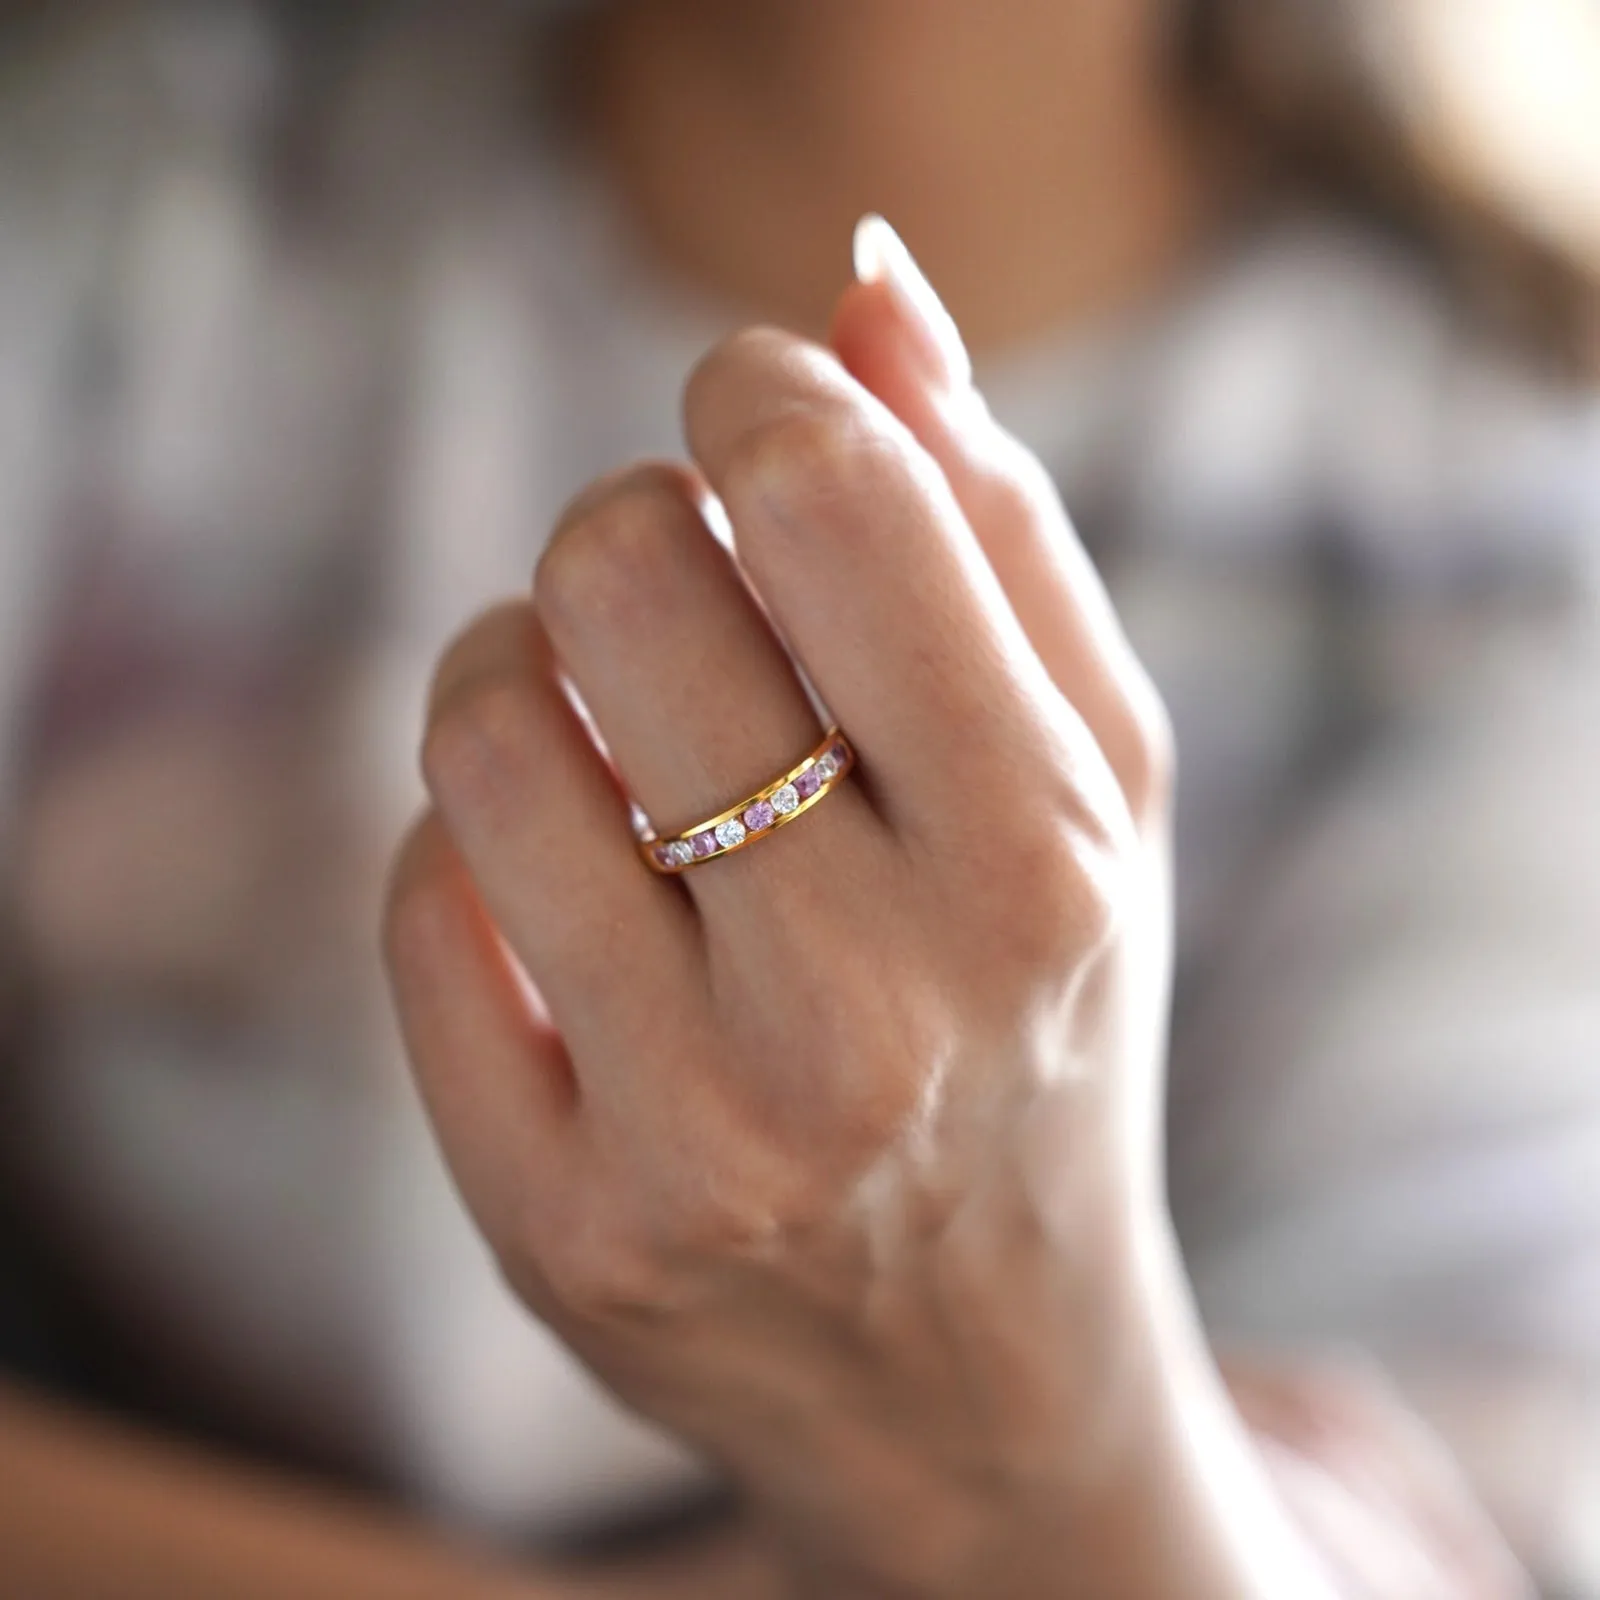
636, 728, 855, 874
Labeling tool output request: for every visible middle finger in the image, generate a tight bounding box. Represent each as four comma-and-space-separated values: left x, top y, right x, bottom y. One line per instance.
684, 329, 1117, 855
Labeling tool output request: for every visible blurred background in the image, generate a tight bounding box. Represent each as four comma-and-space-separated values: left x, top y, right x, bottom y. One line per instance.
0, 1, 1597, 1594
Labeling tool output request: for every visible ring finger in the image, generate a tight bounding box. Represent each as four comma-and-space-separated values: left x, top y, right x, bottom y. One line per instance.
533, 461, 885, 924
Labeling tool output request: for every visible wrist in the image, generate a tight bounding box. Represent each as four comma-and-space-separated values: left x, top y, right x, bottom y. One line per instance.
747, 1215, 1339, 1600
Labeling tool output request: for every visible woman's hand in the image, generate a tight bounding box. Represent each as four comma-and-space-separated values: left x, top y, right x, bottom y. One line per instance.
383, 221, 1329, 1599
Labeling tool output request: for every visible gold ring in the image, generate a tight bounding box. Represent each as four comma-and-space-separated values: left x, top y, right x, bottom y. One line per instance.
637, 728, 855, 874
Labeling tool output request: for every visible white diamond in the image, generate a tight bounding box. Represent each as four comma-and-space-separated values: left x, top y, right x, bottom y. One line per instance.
770, 783, 800, 816
814, 752, 839, 783
666, 839, 696, 868
714, 818, 748, 850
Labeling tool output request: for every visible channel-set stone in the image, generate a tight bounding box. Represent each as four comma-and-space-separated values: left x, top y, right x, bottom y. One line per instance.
692, 830, 719, 858
743, 799, 777, 832
654, 844, 676, 869
828, 743, 849, 769
770, 783, 800, 816
664, 839, 696, 868
794, 767, 822, 800
714, 818, 748, 850
813, 751, 839, 783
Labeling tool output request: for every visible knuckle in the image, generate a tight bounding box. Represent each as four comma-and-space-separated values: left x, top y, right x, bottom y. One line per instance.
793, 1009, 943, 1178
537, 1214, 667, 1324
640, 1112, 843, 1257
988, 437, 1063, 524
534, 467, 698, 631
420, 673, 539, 815
826, 1038, 932, 1160
426, 601, 540, 713
725, 405, 906, 538
957, 428, 1070, 560
684, 325, 791, 419
980, 817, 1123, 977
662, 1179, 790, 1265
1061, 837, 1124, 956
656, 1055, 936, 1254
380, 843, 452, 981
988, 886, 1082, 983
733, 405, 847, 495
1118, 673, 1177, 816
668, 1154, 842, 1256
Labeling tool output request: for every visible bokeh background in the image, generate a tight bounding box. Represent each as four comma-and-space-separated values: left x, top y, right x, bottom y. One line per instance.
0, 1, 1597, 1593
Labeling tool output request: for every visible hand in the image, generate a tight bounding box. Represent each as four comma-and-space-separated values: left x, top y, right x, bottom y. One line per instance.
384, 221, 1324, 1599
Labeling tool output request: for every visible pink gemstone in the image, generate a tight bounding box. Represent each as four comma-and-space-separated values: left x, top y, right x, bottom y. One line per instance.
794, 767, 821, 799
654, 844, 677, 869
829, 743, 849, 769
692, 830, 720, 858
744, 799, 777, 832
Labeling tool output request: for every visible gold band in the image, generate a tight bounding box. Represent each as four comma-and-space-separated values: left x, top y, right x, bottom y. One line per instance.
637, 728, 855, 874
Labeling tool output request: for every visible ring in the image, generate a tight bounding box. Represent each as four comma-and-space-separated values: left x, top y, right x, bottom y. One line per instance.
636, 728, 856, 874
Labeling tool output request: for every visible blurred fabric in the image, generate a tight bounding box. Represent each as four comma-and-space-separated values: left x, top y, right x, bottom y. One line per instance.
0, 2, 1596, 1590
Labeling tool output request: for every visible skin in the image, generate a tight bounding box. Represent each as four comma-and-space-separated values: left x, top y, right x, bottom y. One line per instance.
0, 1379, 781, 1600
0, 1381, 578, 1600
1, 3, 1535, 1593
384, 239, 1524, 1596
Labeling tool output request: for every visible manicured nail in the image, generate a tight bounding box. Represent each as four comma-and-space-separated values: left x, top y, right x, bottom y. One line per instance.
852, 213, 973, 391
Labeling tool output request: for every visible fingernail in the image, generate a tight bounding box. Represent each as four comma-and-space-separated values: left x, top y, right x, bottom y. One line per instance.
852, 213, 973, 391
